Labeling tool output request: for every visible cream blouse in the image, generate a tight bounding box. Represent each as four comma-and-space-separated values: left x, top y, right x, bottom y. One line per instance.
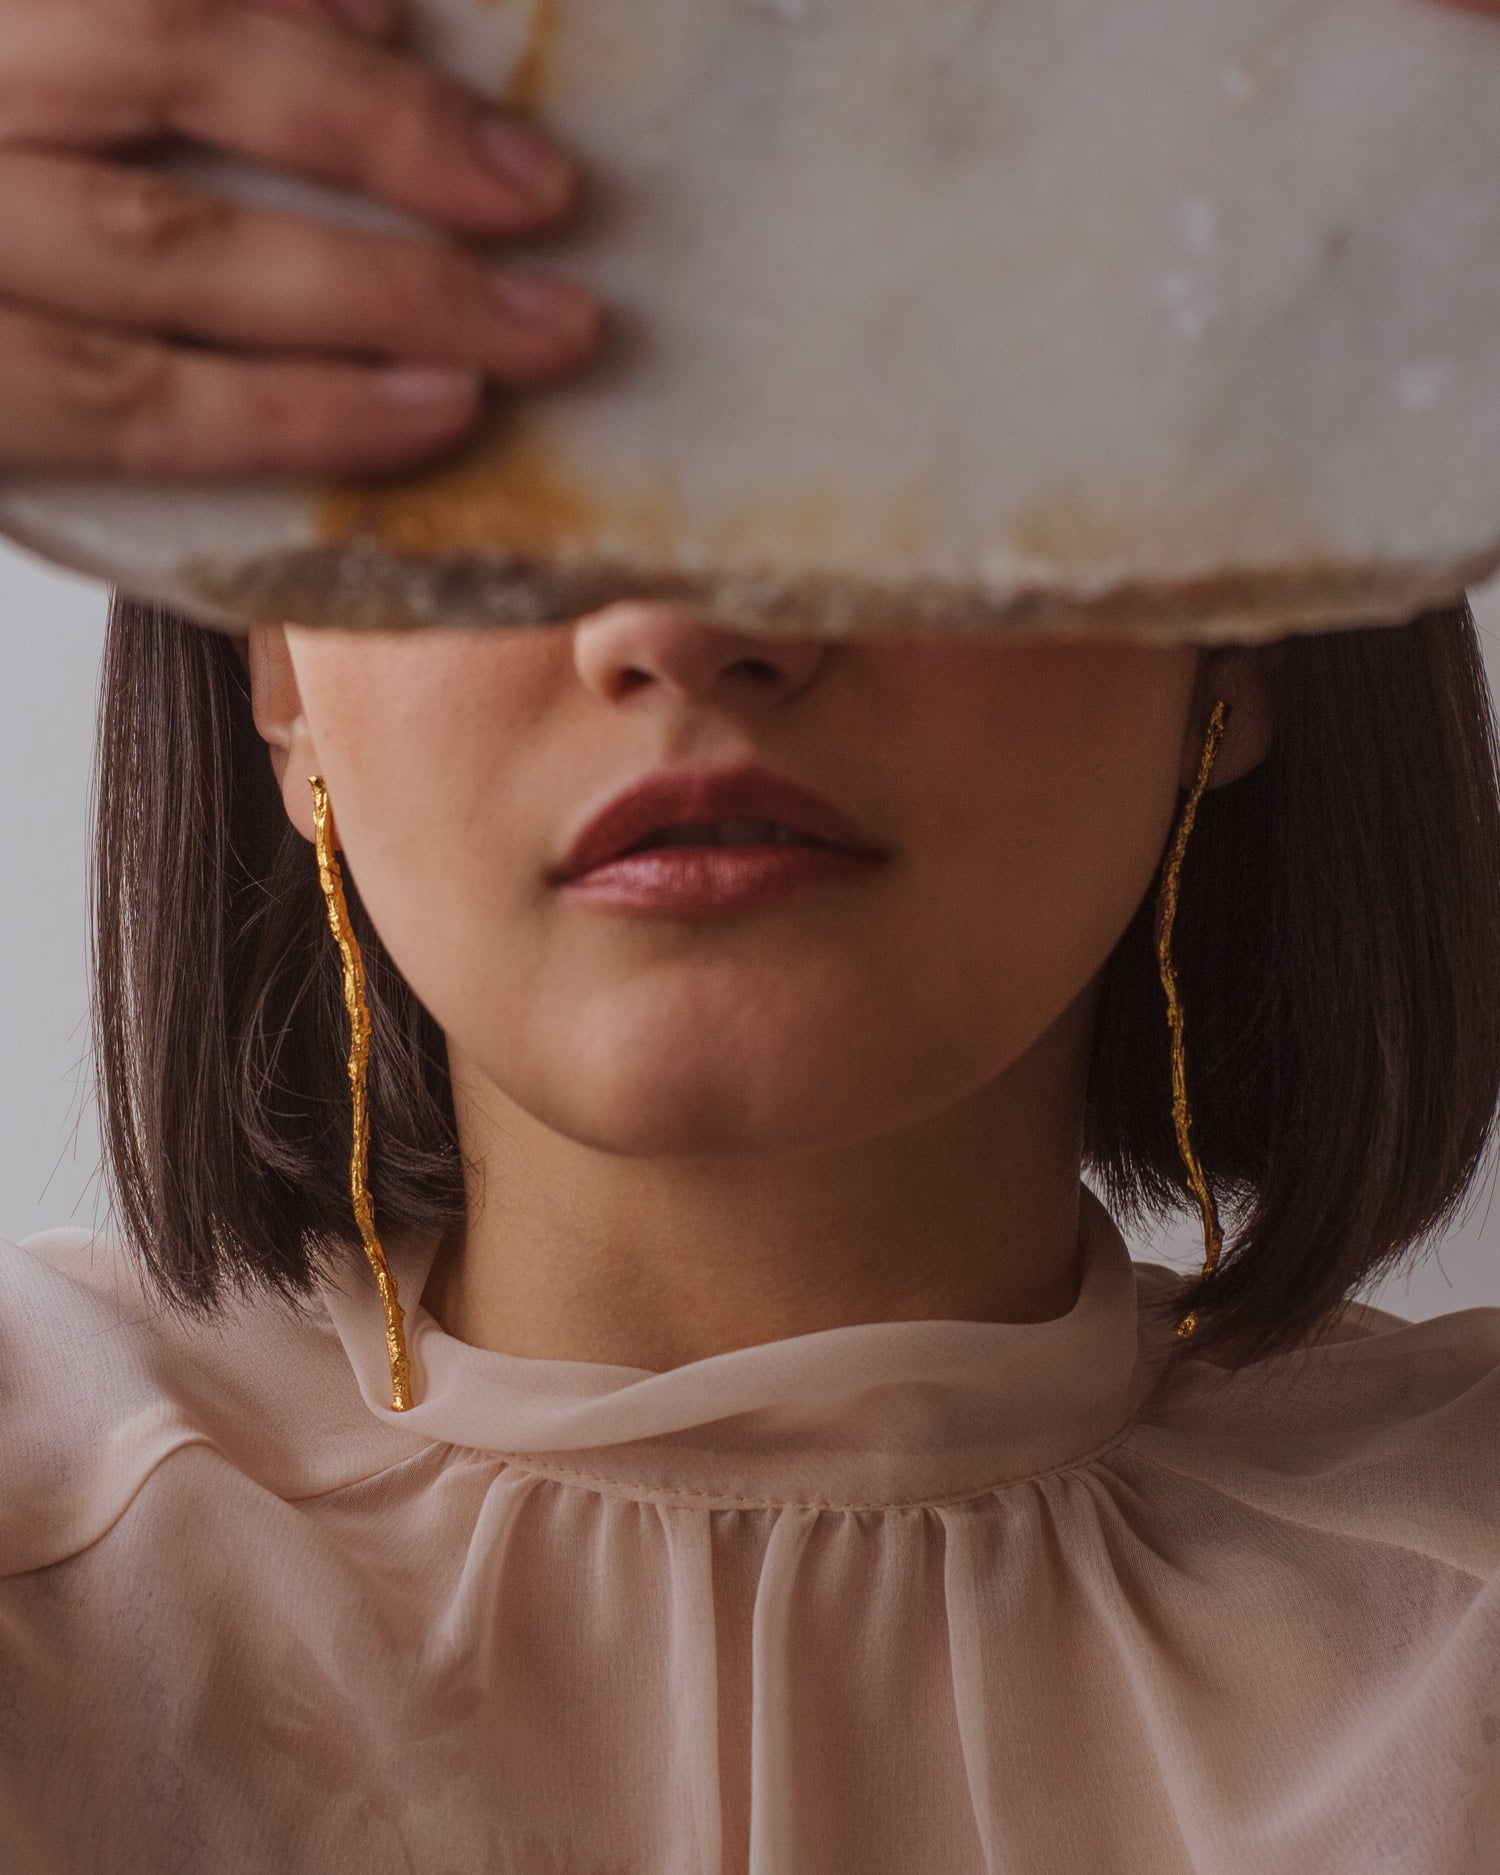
1, 1186, 1498, 1874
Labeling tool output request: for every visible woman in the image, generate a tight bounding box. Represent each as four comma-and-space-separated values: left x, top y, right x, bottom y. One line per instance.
3, 1, 1500, 1870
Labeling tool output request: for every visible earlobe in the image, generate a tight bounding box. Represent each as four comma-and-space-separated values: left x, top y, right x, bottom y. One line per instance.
246, 625, 323, 843
1180, 647, 1273, 790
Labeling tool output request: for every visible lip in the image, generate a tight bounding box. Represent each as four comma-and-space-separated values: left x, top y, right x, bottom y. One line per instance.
559, 841, 887, 916
555, 762, 888, 879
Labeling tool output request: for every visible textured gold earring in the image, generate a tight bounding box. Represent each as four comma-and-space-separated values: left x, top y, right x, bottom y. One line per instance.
310, 776, 413, 1411
1155, 700, 1229, 1342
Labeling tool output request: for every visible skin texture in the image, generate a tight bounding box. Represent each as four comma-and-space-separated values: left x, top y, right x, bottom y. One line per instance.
248, 614, 1270, 1369
0, 0, 604, 474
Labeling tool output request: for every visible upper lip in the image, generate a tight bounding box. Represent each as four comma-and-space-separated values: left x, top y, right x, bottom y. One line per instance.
553, 762, 890, 881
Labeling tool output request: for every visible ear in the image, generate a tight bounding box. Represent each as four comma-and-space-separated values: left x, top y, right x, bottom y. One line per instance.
245, 625, 325, 845
1179, 645, 1273, 791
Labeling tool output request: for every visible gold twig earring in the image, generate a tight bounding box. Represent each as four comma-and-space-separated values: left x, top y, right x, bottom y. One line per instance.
310, 776, 414, 1411
1155, 700, 1229, 1342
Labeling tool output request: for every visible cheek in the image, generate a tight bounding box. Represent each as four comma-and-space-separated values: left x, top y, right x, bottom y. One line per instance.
285, 630, 558, 1005
892, 643, 1196, 1023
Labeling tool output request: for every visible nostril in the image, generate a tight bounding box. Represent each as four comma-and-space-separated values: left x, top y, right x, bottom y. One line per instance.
729, 657, 783, 684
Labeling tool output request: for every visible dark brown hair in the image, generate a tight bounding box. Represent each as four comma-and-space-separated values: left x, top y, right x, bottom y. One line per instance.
93, 594, 1500, 1365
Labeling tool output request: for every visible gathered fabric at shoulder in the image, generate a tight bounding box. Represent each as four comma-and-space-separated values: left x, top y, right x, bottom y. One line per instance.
0, 1229, 423, 1576
1129, 1272, 1500, 1584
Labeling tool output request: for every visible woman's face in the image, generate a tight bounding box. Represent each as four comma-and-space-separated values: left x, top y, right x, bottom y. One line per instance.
251, 608, 1258, 1158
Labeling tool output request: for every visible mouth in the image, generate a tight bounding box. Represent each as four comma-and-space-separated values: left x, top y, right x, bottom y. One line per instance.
616, 818, 838, 853
552, 763, 891, 914
555, 763, 888, 877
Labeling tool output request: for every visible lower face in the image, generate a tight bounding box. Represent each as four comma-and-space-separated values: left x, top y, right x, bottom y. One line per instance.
281, 621, 1200, 1160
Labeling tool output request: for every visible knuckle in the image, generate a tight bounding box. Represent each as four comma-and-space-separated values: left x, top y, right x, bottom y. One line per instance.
47, 326, 174, 419
296, 236, 407, 338
238, 366, 342, 455
365, 62, 452, 177
384, 240, 482, 339
83, 166, 234, 261
43, 326, 179, 471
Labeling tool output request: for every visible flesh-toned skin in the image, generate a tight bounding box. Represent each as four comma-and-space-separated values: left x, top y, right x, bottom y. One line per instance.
248, 617, 1270, 1369
0, 0, 604, 476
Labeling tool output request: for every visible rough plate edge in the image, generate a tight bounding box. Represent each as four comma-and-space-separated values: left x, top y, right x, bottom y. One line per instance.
172, 538, 1500, 643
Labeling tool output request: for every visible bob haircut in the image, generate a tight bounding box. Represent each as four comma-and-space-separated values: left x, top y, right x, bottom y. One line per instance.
93, 595, 1500, 1370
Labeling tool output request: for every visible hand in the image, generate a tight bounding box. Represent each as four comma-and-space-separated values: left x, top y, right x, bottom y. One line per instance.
0, 0, 606, 478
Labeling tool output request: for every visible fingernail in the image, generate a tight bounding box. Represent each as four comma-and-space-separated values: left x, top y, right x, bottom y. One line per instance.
477, 116, 574, 211
374, 364, 482, 409
492, 267, 599, 335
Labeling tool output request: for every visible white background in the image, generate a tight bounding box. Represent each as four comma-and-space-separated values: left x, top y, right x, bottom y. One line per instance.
4, 542, 1499, 1318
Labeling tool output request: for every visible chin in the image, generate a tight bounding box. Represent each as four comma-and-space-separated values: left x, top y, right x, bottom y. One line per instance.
463, 976, 1029, 1159
552, 1062, 868, 1159
507, 1022, 891, 1160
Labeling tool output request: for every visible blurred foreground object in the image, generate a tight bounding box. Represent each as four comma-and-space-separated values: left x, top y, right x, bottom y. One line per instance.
4, 0, 1500, 642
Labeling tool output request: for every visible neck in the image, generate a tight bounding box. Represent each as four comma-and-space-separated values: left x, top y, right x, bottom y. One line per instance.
423, 1004, 1094, 1371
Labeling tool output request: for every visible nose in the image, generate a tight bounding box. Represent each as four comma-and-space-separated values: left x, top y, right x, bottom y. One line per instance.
572, 602, 828, 705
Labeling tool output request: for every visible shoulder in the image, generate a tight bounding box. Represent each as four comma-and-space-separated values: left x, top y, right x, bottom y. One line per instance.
0, 1227, 420, 1576
1127, 1259, 1500, 1582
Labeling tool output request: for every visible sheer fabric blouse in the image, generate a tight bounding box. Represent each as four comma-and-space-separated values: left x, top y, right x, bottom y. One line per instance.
1, 1186, 1498, 1874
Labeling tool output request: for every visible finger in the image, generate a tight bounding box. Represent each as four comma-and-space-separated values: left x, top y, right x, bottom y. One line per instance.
40, 1, 580, 237
243, 0, 407, 46
181, 5, 582, 232
0, 150, 605, 379
0, 301, 488, 478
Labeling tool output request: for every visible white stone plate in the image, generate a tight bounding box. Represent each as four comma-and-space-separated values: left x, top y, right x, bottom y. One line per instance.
3, 0, 1500, 640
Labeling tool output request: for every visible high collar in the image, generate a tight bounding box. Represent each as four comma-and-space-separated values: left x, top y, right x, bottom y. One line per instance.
321, 1185, 1172, 1509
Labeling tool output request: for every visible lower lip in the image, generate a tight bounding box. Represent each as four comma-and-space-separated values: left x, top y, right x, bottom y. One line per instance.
559, 842, 886, 914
